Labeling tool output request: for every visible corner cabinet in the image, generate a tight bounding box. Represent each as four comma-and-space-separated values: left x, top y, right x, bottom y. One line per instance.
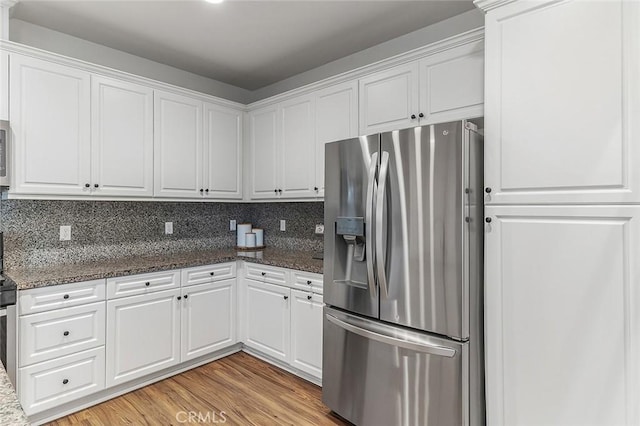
10, 54, 91, 196
359, 40, 484, 135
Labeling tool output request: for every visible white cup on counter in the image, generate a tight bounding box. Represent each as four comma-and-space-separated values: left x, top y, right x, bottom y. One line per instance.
245, 232, 257, 248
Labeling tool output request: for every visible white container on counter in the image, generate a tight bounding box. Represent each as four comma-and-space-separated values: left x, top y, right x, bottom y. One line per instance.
245, 232, 257, 248
252, 228, 264, 247
237, 223, 252, 247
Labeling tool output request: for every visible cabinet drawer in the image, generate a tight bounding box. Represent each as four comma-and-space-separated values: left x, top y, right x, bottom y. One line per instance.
106, 269, 180, 299
18, 347, 105, 416
292, 271, 323, 294
19, 302, 105, 367
245, 263, 288, 286
19, 279, 106, 315
181, 262, 236, 287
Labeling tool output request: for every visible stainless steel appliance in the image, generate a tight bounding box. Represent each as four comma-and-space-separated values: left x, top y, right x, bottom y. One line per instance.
0, 120, 9, 187
323, 120, 484, 426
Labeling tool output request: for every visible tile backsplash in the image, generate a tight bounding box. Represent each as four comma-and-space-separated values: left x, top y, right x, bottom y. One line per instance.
0, 200, 323, 269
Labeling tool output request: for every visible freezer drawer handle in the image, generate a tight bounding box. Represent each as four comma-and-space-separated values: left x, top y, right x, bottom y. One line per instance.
326, 313, 456, 358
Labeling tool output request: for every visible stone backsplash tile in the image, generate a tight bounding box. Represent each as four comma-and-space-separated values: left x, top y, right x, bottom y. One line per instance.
0, 199, 323, 269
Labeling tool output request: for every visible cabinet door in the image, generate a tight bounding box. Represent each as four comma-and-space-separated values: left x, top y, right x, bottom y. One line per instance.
106, 288, 180, 387
279, 95, 315, 198
203, 103, 243, 199
91, 76, 153, 197
244, 279, 290, 362
419, 41, 483, 125
0, 51, 7, 120
10, 54, 91, 195
484, 0, 640, 204
290, 290, 323, 379
315, 81, 358, 197
249, 106, 279, 199
154, 90, 203, 198
359, 62, 419, 134
484, 205, 640, 426
181, 279, 237, 362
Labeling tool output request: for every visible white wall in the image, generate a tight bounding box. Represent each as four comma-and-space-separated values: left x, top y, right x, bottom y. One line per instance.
9, 18, 253, 104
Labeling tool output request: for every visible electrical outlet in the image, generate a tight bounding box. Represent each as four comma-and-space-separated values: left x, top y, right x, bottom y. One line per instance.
280, 220, 286, 232
165, 222, 173, 235
230, 220, 237, 231
315, 224, 324, 235
59, 225, 71, 241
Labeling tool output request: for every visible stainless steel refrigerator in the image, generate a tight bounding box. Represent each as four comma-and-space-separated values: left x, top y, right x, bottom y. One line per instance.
323, 120, 484, 426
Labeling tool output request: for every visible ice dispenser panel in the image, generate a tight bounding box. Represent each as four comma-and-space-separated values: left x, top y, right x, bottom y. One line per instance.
334, 217, 367, 288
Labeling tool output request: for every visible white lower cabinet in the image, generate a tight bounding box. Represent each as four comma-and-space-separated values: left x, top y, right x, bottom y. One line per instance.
106, 288, 181, 387
181, 279, 237, 362
242, 267, 324, 381
485, 205, 640, 426
290, 290, 323, 379
19, 347, 106, 416
244, 279, 291, 362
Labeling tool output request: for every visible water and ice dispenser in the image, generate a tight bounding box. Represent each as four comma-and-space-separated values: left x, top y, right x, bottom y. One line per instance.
333, 217, 367, 288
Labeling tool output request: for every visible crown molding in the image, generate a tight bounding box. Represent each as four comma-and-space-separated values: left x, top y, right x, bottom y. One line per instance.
473, 0, 519, 12
248, 26, 484, 109
0, 0, 18, 8
0, 39, 247, 110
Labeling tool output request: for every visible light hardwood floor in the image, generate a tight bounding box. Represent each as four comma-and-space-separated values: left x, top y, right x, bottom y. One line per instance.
48, 352, 348, 426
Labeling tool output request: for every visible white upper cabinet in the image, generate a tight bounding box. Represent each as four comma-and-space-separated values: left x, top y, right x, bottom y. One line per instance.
419, 41, 484, 125
314, 81, 358, 197
484, 205, 640, 426
279, 94, 315, 198
483, 0, 640, 204
154, 90, 203, 198
0, 51, 8, 120
10, 54, 91, 195
249, 105, 279, 199
91, 76, 153, 197
359, 62, 420, 135
203, 103, 243, 199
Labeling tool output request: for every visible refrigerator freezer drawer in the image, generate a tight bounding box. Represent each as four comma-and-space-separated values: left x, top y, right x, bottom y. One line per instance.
323, 307, 469, 426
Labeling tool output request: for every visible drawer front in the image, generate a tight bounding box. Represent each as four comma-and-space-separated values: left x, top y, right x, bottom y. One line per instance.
245, 263, 288, 286
292, 271, 323, 294
107, 269, 180, 299
19, 279, 106, 315
181, 262, 236, 287
18, 347, 106, 416
19, 302, 105, 367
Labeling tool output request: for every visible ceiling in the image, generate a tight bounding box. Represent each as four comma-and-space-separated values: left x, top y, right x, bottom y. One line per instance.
11, 0, 476, 91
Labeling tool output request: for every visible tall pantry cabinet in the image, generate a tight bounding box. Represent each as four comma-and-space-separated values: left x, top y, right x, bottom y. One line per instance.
477, 0, 640, 425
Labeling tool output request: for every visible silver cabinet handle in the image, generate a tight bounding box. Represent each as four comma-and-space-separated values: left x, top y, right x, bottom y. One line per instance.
375, 151, 390, 299
326, 313, 456, 357
365, 152, 378, 299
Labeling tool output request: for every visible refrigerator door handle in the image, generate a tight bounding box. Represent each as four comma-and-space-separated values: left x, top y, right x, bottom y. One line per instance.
365, 152, 379, 298
376, 151, 390, 298
325, 313, 456, 358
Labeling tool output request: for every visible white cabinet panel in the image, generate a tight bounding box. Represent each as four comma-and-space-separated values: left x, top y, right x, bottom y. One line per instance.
419, 42, 483, 124
359, 62, 419, 134
279, 95, 315, 198
106, 289, 181, 387
181, 262, 236, 287
485, 205, 640, 426
290, 290, 323, 379
314, 81, 358, 197
181, 279, 236, 361
18, 347, 105, 416
0, 51, 7, 120
484, 0, 640, 204
249, 106, 279, 199
91, 76, 153, 197
154, 90, 203, 198
19, 302, 105, 367
244, 279, 290, 362
106, 269, 180, 299
10, 54, 91, 195
204, 103, 242, 199
244, 263, 288, 287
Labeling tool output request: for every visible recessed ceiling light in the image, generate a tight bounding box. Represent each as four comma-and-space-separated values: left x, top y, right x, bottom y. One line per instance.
205, 0, 224, 4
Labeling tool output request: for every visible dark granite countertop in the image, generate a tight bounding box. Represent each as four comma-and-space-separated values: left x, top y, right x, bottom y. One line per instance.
0, 362, 29, 426
6, 247, 324, 290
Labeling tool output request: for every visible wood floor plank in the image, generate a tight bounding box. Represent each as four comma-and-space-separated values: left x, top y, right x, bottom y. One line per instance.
47, 352, 348, 426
